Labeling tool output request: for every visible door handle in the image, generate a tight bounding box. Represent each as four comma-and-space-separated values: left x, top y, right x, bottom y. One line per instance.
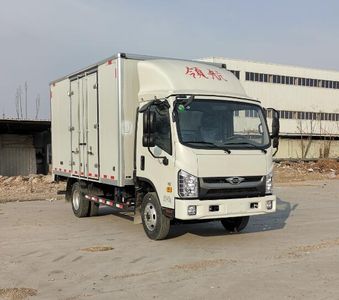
140, 156, 145, 171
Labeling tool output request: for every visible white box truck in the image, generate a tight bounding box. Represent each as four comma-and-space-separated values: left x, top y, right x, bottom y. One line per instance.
51, 53, 280, 240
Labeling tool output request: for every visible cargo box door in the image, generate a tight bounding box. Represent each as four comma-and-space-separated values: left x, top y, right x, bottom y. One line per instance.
70, 79, 81, 176
70, 73, 99, 179
85, 73, 99, 179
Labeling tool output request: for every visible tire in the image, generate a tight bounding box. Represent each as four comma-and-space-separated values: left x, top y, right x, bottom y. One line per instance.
65, 179, 75, 202
71, 182, 90, 218
220, 216, 250, 233
141, 192, 170, 240
88, 201, 99, 217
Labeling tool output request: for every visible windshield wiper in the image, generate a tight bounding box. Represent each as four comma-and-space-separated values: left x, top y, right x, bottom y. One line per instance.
223, 141, 267, 154
183, 141, 231, 154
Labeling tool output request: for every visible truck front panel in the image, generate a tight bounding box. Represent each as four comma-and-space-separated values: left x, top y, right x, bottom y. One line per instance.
175, 195, 276, 220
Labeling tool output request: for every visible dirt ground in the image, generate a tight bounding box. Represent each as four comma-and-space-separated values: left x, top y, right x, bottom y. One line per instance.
0, 175, 65, 203
274, 159, 339, 184
0, 160, 338, 203
0, 179, 339, 299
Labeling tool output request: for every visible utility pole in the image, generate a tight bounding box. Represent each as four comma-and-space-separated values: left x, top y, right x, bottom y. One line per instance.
15, 89, 20, 118
18, 85, 23, 118
25, 81, 28, 119
35, 94, 40, 120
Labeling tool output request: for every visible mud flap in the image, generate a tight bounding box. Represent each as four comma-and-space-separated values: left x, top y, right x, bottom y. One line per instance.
133, 207, 142, 224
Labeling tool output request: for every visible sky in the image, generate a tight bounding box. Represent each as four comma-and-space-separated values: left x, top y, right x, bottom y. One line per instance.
1, 0, 339, 119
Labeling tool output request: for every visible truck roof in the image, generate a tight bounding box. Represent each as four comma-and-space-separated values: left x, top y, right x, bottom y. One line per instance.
50, 53, 256, 103
50, 53, 206, 85
137, 59, 248, 101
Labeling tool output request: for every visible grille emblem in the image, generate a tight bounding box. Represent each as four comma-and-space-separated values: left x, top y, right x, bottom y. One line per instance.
226, 177, 245, 185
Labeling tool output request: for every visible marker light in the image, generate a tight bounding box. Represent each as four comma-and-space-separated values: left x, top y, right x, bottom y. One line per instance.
187, 205, 197, 216
266, 200, 273, 210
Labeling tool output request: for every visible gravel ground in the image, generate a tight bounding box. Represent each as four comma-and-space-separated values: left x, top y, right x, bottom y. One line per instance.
0, 179, 339, 299
0, 160, 338, 204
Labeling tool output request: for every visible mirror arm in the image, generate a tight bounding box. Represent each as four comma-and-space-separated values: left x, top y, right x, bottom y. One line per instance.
147, 147, 169, 166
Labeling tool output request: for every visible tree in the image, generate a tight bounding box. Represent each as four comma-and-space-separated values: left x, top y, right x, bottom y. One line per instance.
296, 118, 316, 159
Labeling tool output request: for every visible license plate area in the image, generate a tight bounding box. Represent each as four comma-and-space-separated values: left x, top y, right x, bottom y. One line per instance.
209, 205, 219, 212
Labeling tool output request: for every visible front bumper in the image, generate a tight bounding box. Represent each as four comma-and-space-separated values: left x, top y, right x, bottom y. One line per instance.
174, 195, 276, 220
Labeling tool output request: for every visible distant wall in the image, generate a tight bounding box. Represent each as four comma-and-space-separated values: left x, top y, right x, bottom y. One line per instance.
0, 134, 36, 176
276, 137, 339, 160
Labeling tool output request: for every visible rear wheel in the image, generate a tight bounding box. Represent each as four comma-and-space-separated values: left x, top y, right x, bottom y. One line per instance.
71, 182, 90, 217
141, 192, 170, 240
220, 216, 250, 233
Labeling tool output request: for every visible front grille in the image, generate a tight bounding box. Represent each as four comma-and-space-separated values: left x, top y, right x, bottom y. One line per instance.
203, 176, 263, 184
203, 187, 264, 199
199, 176, 266, 200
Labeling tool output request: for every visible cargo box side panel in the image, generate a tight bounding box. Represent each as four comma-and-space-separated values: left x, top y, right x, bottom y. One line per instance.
98, 61, 120, 185
51, 79, 72, 175
122, 59, 140, 184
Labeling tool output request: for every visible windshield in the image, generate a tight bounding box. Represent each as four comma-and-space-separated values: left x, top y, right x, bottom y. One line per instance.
175, 99, 270, 150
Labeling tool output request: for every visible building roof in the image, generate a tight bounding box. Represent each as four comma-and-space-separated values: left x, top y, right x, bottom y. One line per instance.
0, 119, 50, 134
201, 57, 339, 75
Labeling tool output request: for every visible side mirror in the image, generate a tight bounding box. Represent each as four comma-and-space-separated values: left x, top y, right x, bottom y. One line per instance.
272, 137, 279, 148
265, 108, 280, 150
272, 110, 280, 138
142, 135, 155, 147
263, 108, 267, 118
269, 108, 280, 149
143, 110, 156, 147
143, 110, 156, 134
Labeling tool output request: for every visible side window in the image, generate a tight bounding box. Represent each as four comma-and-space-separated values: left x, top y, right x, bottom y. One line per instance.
150, 105, 172, 155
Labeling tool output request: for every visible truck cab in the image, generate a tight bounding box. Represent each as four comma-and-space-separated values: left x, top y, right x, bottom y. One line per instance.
135, 60, 279, 239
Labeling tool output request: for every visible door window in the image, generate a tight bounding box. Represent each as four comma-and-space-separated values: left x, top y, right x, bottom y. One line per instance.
150, 105, 172, 155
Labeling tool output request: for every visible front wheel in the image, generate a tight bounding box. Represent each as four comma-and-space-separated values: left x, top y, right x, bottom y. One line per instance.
220, 216, 250, 233
141, 192, 170, 240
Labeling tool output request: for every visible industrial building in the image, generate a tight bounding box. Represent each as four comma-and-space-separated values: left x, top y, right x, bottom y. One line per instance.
201, 57, 339, 159
0, 119, 51, 176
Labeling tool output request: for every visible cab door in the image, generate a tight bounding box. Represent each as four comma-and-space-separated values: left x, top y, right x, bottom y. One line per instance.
136, 103, 175, 209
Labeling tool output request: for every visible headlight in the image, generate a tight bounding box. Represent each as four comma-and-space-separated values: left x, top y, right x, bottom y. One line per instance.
178, 170, 198, 198
265, 171, 273, 194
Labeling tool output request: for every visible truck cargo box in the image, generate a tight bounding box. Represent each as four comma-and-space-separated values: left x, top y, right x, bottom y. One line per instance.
51, 54, 139, 186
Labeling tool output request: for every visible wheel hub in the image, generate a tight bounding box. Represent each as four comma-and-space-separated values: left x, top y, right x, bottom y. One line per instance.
73, 190, 80, 211
144, 203, 157, 231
